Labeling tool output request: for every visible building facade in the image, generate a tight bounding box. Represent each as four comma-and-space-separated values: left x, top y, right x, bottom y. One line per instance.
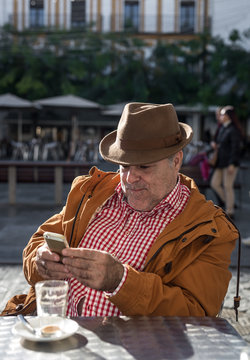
0, 1, 209, 36
0, 1, 249, 48
1, 1, 249, 46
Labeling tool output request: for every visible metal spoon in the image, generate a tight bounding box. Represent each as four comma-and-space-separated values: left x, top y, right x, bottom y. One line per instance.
17, 315, 61, 337
17, 315, 42, 336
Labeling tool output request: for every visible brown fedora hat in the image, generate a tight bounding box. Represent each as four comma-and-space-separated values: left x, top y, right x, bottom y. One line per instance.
99, 102, 193, 165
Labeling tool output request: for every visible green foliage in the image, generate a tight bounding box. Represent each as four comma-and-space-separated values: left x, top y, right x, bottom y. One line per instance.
0, 27, 249, 119
148, 40, 201, 104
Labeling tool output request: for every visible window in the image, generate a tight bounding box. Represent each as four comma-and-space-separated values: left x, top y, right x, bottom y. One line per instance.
180, 1, 195, 33
71, 0, 86, 28
124, 1, 139, 31
30, 0, 44, 28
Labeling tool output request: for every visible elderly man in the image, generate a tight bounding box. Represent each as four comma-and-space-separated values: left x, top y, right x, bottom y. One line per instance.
2, 103, 238, 317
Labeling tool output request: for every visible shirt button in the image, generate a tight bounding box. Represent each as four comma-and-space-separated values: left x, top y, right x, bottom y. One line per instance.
126, 231, 129, 236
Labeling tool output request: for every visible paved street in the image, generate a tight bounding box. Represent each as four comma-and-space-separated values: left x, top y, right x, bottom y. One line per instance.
0, 161, 249, 343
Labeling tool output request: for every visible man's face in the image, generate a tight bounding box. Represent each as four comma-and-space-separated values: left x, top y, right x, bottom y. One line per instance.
120, 151, 183, 212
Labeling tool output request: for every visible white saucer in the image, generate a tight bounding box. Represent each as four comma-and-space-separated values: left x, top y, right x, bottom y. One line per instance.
13, 316, 78, 342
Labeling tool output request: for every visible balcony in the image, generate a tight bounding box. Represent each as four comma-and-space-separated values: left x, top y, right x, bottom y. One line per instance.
3, 13, 210, 36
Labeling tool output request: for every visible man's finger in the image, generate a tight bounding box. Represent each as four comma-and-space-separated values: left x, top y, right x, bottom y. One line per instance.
62, 256, 91, 269
62, 247, 101, 260
37, 244, 61, 262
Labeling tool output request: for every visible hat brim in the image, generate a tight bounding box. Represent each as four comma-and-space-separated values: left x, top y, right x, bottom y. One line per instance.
99, 122, 193, 166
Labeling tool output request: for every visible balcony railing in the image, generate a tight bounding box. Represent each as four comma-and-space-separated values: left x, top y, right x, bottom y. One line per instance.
1, 13, 211, 35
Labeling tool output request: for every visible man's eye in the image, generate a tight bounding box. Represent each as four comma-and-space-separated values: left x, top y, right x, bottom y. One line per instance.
140, 165, 150, 169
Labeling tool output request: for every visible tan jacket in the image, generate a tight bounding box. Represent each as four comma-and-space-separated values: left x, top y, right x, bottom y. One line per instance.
1, 167, 238, 316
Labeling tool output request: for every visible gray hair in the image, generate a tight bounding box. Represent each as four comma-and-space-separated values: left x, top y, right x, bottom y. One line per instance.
167, 153, 176, 166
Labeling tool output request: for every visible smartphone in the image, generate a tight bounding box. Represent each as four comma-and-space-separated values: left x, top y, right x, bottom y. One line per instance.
43, 231, 69, 255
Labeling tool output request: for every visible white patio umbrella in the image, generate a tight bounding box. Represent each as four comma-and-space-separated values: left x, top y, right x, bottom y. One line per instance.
34, 94, 100, 109
0, 93, 33, 142
34, 94, 100, 160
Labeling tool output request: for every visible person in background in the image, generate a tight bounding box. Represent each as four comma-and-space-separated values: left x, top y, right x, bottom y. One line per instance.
1, 103, 239, 318
211, 106, 223, 147
210, 106, 245, 219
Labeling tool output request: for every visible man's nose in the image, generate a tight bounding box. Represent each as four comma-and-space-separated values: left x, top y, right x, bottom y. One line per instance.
126, 167, 140, 183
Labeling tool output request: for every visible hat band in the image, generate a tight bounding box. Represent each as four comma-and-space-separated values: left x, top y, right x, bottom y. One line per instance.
117, 131, 182, 151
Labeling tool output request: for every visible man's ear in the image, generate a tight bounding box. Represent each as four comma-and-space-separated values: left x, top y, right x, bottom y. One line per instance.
174, 151, 183, 171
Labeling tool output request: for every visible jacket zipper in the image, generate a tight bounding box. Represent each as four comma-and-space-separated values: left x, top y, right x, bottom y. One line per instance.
68, 172, 118, 246
68, 193, 86, 247
144, 220, 212, 270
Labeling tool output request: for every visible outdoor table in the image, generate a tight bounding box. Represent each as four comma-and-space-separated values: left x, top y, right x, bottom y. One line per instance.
0, 316, 249, 359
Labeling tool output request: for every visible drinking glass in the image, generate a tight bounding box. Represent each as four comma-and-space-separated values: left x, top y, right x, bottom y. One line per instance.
35, 280, 69, 318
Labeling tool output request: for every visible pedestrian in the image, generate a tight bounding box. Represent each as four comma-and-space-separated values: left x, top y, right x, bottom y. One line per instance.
1, 102, 239, 318
210, 106, 245, 219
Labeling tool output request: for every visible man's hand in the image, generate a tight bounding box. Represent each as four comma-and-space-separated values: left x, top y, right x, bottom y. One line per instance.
36, 243, 70, 280
62, 248, 124, 292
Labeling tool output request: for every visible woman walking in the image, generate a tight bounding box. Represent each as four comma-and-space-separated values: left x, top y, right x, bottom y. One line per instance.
210, 106, 244, 219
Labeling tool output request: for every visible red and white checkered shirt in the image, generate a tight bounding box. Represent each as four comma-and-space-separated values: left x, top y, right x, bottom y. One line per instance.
66, 176, 190, 316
